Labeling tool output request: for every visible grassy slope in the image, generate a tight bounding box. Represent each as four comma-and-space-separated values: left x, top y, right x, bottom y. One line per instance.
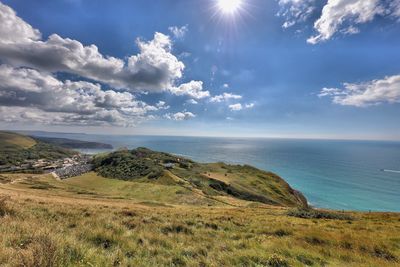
0, 131, 36, 150
33, 136, 113, 149
93, 148, 308, 208
0, 173, 399, 266
0, 131, 76, 166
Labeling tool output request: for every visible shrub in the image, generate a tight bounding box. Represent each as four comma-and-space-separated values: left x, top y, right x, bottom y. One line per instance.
120, 210, 137, 217
372, 246, 397, 261
89, 233, 116, 249
287, 208, 353, 220
179, 162, 189, 169
273, 229, 291, 237
304, 236, 327, 245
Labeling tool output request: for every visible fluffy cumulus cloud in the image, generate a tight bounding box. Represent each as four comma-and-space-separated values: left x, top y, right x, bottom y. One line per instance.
164, 111, 196, 121
0, 65, 159, 125
0, 2, 205, 126
319, 74, 400, 107
210, 93, 242, 103
0, 2, 210, 95
277, 0, 316, 28
308, 0, 385, 44
169, 81, 210, 99
278, 0, 400, 44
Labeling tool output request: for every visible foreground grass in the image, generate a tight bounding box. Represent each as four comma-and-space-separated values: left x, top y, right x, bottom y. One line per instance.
0, 174, 400, 266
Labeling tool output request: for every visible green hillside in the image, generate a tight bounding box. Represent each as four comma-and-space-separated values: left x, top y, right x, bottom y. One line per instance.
0, 172, 399, 266
0, 131, 36, 150
93, 147, 308, 208
0, 131, 76, 166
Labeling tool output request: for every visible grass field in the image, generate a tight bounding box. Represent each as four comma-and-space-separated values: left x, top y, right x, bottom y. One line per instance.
0, 132, 36, 149
0, 172, 399, 266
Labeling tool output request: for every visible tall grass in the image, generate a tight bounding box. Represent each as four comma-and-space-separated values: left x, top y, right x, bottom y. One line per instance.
0, 195, 11, 217
0, 194, 398, 266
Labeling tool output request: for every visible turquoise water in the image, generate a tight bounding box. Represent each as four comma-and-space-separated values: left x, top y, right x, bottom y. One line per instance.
32, 133, 400, 212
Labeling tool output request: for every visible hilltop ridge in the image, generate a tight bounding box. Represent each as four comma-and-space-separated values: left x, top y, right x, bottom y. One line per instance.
92, 147, 308, 208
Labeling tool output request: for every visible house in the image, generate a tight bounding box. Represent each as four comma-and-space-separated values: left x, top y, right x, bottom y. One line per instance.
163, 163, 174, 169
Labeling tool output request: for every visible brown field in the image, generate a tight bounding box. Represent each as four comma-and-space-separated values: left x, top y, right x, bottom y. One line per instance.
0, 172, 399, 266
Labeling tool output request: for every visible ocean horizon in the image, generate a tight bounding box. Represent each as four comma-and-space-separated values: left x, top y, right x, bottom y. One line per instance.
24, 131, 400, 212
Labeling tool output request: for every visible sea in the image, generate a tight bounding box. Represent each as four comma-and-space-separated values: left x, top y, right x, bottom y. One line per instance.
28, 132, 400, 212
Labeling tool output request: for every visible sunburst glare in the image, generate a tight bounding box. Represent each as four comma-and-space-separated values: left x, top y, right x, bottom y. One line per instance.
217, 0, 242, 14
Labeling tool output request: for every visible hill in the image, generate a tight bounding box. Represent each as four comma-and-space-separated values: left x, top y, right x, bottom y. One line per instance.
0, 131, 36, 150
0, 131, 76, 166
92, 147, 307, 207
33, 136, 113, 149
0, 172, 399, 266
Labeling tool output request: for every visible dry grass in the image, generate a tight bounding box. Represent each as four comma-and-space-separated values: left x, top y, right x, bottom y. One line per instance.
0, 195, 13, 217
0, 174, 399, 266
0, 131, 36, 149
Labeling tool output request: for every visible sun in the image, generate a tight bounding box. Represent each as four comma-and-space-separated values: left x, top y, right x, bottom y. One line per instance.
217, 0, 242, 14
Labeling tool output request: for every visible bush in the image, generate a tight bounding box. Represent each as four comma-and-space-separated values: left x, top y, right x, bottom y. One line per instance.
89, 233, 116, 249
273, 229, 291, 237
304, 236, 327, 245
179, 162, 189, 169
372, 246, 397, 261
287, 208, 353, 220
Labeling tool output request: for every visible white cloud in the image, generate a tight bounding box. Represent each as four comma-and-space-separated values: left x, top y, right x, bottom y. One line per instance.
0, 64, 158, 126
164, 111, 196, 121
186, 99, 198, 105
307, 0, 400, 44
319, 74, 400, 107
169, 80, 210, 99
168, 25, 188, 39
278, 0, 400, 44
229, 103, 243, 111
391, 1, 400, 18
0, 2, 41, 43
277, 0, 316, 28
210, 92, 242, 103
245, 103, 255, 109
0, 2, 191, 93
0, 2, 210, 126
228, 102, 255, 111
156, 101, 170, 110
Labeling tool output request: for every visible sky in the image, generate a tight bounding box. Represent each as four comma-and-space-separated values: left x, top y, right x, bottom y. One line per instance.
0, 0, 399, 140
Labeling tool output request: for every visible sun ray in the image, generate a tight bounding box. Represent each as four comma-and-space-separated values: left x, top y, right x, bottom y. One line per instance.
217, 0, 242, 14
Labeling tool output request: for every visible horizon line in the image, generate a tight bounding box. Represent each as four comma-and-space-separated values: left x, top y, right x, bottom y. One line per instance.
5, 129, 400, 143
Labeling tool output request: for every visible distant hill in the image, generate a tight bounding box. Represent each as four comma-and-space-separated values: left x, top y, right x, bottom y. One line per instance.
0, 131, 36, 149
93, 147, 308, 208
0, 131, 76, 166
33, 136, 113, 149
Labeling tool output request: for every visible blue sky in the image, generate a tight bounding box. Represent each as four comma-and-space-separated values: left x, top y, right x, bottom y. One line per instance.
0, 0, 399, 140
